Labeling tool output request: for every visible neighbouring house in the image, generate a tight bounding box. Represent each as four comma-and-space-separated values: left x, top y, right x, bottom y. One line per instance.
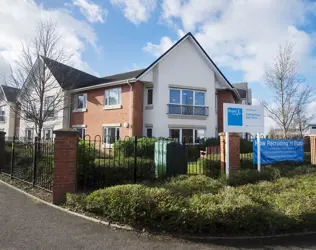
16, 32, 251, 146
0, 85, 19, 137
233, 82, 252, 105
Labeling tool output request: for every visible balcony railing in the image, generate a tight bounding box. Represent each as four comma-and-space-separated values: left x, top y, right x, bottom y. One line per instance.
168, 104, 209, 116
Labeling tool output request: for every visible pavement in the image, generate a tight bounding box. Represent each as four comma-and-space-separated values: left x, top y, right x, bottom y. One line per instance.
1, 182, 316, 250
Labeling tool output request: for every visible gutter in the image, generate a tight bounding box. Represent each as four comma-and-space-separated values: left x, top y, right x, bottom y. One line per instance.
68, 78, 137, 93
127, 80, 133, 137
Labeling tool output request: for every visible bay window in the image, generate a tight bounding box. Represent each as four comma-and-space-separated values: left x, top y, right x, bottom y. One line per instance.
168, 89, 207, 116
104, 88, 121, 107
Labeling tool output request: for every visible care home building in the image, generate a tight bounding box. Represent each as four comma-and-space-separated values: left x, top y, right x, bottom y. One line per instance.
16, 32, 249, 146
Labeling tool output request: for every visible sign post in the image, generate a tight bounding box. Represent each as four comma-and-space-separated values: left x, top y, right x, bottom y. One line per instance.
225, 132, 230, 179
257, 133, 261, 172
223, 103, 264, 178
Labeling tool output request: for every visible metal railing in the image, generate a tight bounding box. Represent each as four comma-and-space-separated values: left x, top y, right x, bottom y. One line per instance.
1, 136, 54, 192
168, 104, 209, 116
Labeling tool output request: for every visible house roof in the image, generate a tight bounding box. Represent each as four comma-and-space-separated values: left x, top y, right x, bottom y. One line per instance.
136, 32, 234, 89
42, 56, 145, 90
41, 56, 99, 90
1, 85, 20, 102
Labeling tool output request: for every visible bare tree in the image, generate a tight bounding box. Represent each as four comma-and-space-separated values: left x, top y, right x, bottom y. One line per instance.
293, 106, 314, 138
6, 19, 76, 140
263, 42, 314, 138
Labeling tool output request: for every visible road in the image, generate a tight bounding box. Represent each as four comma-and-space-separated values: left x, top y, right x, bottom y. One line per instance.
0, 181, 316, 250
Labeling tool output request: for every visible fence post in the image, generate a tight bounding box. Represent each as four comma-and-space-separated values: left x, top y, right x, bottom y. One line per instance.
53, 129, 79, 205
133, 136, 137, 183
310, 135, 316, 165
0, 131, 5, 171
219, 133, 240, 175
10, 135, 15, 179
32, 137, 38, 186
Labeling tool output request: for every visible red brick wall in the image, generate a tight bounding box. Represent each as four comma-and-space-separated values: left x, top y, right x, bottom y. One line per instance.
220, 134, 240, 173
70, 82, 144, 139
217, 90, 235, 133
132, 81, 144, 136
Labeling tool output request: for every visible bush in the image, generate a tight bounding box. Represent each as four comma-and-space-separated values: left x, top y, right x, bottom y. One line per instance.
228, 168, 280, 186
283, 165, 316, 177
201, 138, 220, 148
113, 137, 168, 158
196, 156, 221, 178
163, 175, 223, 196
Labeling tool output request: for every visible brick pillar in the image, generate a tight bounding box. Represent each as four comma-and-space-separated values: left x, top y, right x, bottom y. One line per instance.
53, 129, 79, 205
219, 133, 240, 174
0, 131, 5, 170
310, 135, 316, 165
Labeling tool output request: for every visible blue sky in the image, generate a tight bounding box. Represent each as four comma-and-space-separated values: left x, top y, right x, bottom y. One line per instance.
1, 0, 316, 121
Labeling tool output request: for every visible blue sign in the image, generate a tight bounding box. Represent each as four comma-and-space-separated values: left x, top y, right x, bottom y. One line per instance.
227, 108, 243, 126
253, 139, 304, 164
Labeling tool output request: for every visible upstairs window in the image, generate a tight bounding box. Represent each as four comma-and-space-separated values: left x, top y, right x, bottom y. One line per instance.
169, 89, 205, 106
104, 88, 121, 106
147, 88, 153, 105
74, 93, 87, 110
44, 96, 55, 118
0, 106, 5, 122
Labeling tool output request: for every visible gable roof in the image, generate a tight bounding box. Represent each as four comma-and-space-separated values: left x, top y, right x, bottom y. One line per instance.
42, 56, 144, 90
41, 56, 99, 90
1, 85, 20, 102
136, 32, 234, 89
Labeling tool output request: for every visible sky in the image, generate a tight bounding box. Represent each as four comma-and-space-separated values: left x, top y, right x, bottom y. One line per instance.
1, 0, 316, 131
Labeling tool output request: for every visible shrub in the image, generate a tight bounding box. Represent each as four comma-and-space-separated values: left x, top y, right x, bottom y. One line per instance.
284, 165, 316, 178
196, 156, 221, 178
201, 138, 220, 148
228, 168, 280, 186
240, 139, 253, 153
66, 193, 86, 210
163, 175, 224, 196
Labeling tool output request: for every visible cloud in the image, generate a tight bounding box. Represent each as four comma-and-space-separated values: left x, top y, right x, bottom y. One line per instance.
72, 0, 108, 23
143, 36, 174, 57
111, 0, 156, 24
0, 0, 100, 78
145, 0, 316, 83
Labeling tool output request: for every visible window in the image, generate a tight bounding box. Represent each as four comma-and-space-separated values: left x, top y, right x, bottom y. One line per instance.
103, 127, 120, 145
146, 128, 153, 137
43, 128, 52, 140
74, 93, 87, 110
44, 96, 55, 118
25, 128, 33, 141
312, 126, 316, 130
73, 126, 86, 139
0, 106, 4, 122
104, 88, 121, 106
169, 128, 206, 144
168, 89, 206, 116
147, 88, 153, 105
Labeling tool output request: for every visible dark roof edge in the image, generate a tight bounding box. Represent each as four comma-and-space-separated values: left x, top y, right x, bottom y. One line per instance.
136, 32, 234, 90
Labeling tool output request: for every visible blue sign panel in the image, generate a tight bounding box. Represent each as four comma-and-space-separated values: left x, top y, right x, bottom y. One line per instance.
227, 107, 243, 126
253, 139, 304, 164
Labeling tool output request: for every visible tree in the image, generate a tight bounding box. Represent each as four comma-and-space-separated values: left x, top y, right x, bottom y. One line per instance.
263, 42, 314, 138
6, 19, 76, 140
293, 106, 314, 138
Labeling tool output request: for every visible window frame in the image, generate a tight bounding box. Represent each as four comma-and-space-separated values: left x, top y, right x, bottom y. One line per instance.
169, 88, 206, 106
74, 93, 87, 110
0, 105, 5, 122
146, 128, 153, 138
44, 96, 55, 118
169, 128, 206, 144
42, 128, 53, 141
146, 88, 153, 106
25, 128, 33, 141
104, 88, 121, 107
103, 126, 120, 147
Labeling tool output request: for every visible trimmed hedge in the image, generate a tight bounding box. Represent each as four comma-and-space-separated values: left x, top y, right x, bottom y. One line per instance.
67, 171, 316, 236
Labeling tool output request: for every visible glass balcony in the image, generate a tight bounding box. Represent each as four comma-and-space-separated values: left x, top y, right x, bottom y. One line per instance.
168, 104, 209, 116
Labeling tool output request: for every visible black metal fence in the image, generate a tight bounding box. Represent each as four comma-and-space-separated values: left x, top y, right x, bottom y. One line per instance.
77, 136, 221, 191
1, 137, 54, 192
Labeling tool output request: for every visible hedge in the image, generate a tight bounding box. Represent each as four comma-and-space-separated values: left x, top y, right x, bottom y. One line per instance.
66, 171, 316, 236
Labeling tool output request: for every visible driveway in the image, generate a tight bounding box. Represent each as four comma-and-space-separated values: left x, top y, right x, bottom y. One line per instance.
0, 181, 316, 250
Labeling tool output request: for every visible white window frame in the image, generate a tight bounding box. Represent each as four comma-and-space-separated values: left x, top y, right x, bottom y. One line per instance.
0, 105, 5, 122
104, 88, 121, 108
74, 93, 87, 111
169, 128, 206, 144
169, 88, 206, 106
44, 96, 55, 118
102, 126, 120, 148
25, 128, 33, 141
42, 128, 53, 141
72, 125, 86, 139
146, 88, 153, 106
